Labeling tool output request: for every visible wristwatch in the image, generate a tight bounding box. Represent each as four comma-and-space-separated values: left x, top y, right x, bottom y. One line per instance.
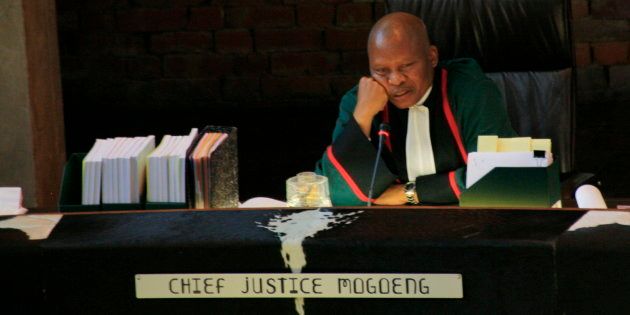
404, 181, 419, 205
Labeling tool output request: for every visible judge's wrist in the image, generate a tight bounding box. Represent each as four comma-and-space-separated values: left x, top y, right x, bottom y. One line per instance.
404, 181, 420, 205
352, 111, 375, 138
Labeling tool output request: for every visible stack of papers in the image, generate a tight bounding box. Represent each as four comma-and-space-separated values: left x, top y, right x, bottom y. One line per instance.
82, 139, 115, 205
0, 187, 27, 215
83, 136, 155, 205
147, 128, 198, 203
190, 131, 229, 208
466, 135, 554, 188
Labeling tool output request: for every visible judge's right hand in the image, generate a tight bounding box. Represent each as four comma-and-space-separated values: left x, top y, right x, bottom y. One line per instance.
353, 77, 388, 137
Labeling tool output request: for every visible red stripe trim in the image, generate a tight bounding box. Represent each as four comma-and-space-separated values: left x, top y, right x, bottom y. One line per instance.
448, 171, 461, 199
381, 106, 392, 152
378, 130, 390, 138
441, 69, 468, 164
326, 146, 374, 202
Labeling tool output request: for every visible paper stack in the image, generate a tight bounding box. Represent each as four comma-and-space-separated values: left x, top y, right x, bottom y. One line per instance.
82, 136, 155, 205
147, 128, 198, 203
190, 131, 229, 208
82, 139, 115, 205
467, 136, 553, 188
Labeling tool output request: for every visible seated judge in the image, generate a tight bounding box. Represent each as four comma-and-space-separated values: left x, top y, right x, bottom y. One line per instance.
316, 12, 516, 206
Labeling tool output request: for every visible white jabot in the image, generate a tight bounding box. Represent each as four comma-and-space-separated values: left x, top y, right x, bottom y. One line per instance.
406, 86, 436, 181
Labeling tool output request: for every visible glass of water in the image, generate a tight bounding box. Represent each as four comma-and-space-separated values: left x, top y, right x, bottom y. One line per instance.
286, 172, 332, 207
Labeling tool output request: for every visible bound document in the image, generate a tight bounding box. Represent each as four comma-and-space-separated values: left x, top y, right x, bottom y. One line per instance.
186, 126, 239, 209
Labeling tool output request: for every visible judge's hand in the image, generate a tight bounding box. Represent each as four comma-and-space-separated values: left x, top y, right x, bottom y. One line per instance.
373, 184, 407, 206
354, 77, 388, 137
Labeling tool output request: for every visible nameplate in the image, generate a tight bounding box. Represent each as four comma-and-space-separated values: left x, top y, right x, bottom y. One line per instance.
135, 273, 463, 299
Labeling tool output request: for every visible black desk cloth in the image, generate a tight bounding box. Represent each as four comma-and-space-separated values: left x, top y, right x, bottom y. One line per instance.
1, 208, 629, 314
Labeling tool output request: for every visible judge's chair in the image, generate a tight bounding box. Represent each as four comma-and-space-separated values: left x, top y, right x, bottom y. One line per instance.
386, 0, 594, 201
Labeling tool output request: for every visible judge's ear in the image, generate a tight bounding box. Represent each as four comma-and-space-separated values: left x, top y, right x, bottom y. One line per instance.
428, 45, 438, 68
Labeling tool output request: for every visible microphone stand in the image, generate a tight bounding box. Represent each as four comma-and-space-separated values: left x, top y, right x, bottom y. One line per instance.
367, 123, 390, 206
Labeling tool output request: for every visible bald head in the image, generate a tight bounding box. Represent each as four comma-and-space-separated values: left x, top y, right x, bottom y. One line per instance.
366, 12, 438, 109
368, 12, 431, 57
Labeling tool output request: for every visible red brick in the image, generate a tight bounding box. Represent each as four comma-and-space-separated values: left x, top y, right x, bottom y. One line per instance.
221, 0, 283, 5
222, 76, 261, 101
337, 3, 373, 27
571, 0, 589, 19
170, 0, 206, 6
153, 79, 221, 107
216, 29, 253, 54
256, 29, 323, 52
117, 8, 187, 32
78, 33, 146, 55
573, 19, 629, 42
81, 13, 115, 31
297, 4, 335, 27
591, 0, 630, 19
271, 52, 339, 75
321, 0, 351, 4
593, 42, 629, 65
261, 75, 331, 98
577, 65, 607, 90
126, 56, 162, 79
233, 54, 269, 75
325, 28, 370, 50
164, 54, 234, 78
225, 6, 295, 28
84, 0, 123, 11
609, 64, 630, 88
87, 56, 127, 79
341, 51, 368, 74
151, 32, 212, 53
188, 6, 224, 30
575, 43, 591, 66
129, 0, 205, 7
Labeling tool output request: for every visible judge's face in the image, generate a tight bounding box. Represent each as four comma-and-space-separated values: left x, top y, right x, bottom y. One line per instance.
369, 40, 437, 109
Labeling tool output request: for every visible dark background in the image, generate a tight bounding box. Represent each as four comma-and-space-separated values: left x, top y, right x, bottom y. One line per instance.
55, 0, 630, 201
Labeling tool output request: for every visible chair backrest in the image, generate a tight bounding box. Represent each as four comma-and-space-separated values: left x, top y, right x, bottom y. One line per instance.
386, 0, 575, 173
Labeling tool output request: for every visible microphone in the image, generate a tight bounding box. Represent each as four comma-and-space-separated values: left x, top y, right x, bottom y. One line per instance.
367, 123, 390, 206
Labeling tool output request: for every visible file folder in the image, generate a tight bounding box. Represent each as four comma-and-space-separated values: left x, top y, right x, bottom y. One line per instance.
460, 161, 561, 207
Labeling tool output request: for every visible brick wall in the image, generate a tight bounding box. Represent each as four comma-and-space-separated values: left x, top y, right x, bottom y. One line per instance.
56, 0, 384, 112
572, 0, 630, 198
56, 0, 630, 199
56, 0, 387, 199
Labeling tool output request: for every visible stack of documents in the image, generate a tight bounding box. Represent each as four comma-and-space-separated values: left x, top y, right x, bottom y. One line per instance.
82, 136, 155, 205
82, 139, 115, 205
147, 128, 198, 203
77, 126, 238, 209
190, 131, 230, 208
466, 136, 553, 188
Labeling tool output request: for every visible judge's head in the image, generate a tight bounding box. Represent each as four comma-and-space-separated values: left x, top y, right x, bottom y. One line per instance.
368, 12, 438, 109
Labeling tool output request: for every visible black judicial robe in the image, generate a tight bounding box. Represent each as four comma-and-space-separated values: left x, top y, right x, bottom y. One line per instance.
316, 58, 517, 206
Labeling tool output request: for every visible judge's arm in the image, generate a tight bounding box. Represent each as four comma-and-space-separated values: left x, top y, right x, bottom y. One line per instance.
315, 78, 397, 206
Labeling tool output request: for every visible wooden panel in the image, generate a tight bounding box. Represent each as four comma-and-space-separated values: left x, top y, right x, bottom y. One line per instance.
22, 0, 66, 211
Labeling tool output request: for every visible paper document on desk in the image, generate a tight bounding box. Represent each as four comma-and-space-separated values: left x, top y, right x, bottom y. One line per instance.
466, 151, 553, 188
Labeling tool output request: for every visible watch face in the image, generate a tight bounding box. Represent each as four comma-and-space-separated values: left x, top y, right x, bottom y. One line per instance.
404, 182, 415, 192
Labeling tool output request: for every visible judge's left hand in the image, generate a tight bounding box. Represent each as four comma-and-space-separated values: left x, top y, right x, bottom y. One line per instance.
373, 184, 407, 206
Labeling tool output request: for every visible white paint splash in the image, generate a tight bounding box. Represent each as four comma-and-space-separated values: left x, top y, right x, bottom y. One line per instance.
258, 209, 362, 315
